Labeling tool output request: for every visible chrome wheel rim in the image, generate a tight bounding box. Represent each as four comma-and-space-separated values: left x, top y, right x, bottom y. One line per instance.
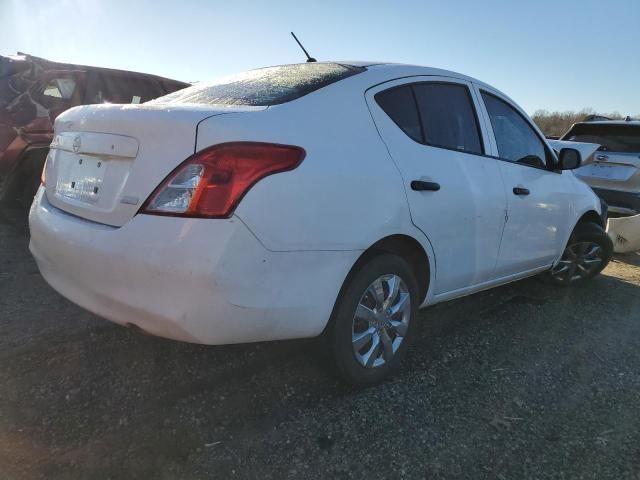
352, 274, 411, 368
551, 241, 604, 283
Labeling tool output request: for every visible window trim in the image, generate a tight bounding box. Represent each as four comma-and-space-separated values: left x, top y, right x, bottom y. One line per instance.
374, 81, 486, 156
479, 89, 557, 172
409, 86, 426, 144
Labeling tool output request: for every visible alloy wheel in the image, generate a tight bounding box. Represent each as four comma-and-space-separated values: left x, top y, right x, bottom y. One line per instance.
351, 274, 411, 368
551, 241, 604, 283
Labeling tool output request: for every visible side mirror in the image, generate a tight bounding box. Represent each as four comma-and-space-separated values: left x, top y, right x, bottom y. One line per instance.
558, 148, 581, 170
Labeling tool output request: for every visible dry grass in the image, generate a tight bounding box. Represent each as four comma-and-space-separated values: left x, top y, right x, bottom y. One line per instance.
532, 109, 639, 137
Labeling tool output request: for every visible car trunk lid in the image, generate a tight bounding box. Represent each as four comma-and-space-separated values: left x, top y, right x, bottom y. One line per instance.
45, 103, 264, 226
575, 150, 640, 190
561, 123, 640, 192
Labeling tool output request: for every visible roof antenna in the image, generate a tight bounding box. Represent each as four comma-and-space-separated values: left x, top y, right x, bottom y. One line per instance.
290, 32, 316, 63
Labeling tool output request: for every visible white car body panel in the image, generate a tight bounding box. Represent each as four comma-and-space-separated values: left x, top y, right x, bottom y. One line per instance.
472, 86, 573, 274
29, 189, 360, 344
28, 62, 604, 345
196, 78, 417, 253
365, 76, 507, 295
46, 103, 265, 227
473, 85, 601, 273
493, 162, 572, 274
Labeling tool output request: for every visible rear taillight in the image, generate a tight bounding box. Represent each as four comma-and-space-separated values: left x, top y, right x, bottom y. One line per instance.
141, 142, 305, 218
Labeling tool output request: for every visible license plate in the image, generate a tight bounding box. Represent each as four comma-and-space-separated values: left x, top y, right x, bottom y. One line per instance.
577, 163, 635, 181
56, 155, 107, 204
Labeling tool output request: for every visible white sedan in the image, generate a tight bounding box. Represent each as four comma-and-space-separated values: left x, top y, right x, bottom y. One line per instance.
29, 62, 612, 384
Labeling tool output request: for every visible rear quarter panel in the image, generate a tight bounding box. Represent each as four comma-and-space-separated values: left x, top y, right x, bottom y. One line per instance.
195, 75, 423, 254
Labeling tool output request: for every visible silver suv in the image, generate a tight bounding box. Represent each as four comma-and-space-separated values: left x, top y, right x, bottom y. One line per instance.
562, 119, 640, 216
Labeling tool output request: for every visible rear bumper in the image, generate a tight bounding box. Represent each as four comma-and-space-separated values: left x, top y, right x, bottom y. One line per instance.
592, 187, 640, 216
28, 188, 359, 345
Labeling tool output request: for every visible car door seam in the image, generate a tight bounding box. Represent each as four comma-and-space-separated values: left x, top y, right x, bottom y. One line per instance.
362, 89, 438, 276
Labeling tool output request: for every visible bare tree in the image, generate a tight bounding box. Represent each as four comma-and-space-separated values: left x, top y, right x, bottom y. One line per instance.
531, 109, 635, 137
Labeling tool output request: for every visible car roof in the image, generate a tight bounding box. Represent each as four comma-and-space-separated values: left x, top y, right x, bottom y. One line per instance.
333, 60, 498, 92
6, 52, 190, 86
573, 120, 640, 126
248, 60, 518, 113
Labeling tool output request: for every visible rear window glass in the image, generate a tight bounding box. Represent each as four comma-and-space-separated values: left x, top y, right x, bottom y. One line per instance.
375, 83, 483, 155
88, 74, 167, 104
147, 63, 365, 106
43, 78, 76, 100
414, 83, 483, 154
563, 124, 640, 153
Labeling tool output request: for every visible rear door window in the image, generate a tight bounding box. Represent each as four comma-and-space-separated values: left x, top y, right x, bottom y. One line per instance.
413, 83, 483, 154
562, 124, 640, 153
374, 86, 423, 142
148, 63, 365, 106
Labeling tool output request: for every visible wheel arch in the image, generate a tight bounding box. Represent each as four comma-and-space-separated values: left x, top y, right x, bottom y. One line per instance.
322, 233, 432, 337
549, 208, 613, 285
337, 234, 431, 310
553, 208, 606, 267
575, 209, 605, 229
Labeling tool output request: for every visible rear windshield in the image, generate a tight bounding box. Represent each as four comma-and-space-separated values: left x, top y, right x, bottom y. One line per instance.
563, 124, 640, 153
147, 63, 365, 107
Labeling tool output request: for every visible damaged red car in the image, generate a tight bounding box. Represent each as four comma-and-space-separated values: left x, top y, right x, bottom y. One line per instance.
0, 53, 189, 206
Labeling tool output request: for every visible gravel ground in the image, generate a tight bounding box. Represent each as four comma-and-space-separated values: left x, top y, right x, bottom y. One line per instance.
1, 206, 640, 480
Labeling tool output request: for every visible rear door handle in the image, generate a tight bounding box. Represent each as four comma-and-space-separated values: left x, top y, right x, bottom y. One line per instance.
513, 186, 530, 196
411, 180, 440, 191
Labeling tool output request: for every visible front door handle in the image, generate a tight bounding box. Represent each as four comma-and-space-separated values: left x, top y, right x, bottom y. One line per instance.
596, 154, 609, 161
513, 186, 530, 196
411, 180, 440, 191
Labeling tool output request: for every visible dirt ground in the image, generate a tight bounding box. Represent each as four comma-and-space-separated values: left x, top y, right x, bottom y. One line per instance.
1, 206, 640, 480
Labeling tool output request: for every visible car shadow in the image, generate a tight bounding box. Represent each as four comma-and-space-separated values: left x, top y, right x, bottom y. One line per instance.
612, 251, 640, 267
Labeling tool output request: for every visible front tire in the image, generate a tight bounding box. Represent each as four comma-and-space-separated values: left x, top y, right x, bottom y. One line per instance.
548, 222, 613, 286
329, 254, 420, 385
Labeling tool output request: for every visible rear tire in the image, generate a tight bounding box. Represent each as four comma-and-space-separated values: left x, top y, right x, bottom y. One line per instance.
548, 222, 613, 286
0, 150, 47, 209
329, 254, 420, 385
